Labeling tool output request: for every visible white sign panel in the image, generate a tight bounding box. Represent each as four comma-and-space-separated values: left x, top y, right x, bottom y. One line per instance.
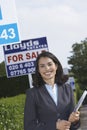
0, 0, 20, 45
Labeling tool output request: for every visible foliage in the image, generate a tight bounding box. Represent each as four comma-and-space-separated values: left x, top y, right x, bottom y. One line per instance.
68, 38, 87, 90
0, 75, 29, 98
0, 61, 6, 77
0, 94, 26, 130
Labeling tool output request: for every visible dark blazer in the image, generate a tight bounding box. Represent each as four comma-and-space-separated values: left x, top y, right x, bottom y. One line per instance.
24, 84, 80, 130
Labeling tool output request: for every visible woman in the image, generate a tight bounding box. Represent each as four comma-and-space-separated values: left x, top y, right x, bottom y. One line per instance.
24, 51, 80, 130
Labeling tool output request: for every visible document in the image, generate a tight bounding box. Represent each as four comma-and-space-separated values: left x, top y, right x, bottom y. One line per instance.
74, 90, 87, 112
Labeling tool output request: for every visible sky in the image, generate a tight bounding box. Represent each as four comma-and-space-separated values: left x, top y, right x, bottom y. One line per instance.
0, 0, 87, 68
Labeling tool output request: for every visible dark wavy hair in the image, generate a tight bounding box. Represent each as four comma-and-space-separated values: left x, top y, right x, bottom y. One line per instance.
32, 51, 68, 87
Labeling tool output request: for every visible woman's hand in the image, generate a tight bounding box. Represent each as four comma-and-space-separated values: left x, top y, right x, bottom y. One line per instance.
68, 111, 80, 123
56, 119, 71, 130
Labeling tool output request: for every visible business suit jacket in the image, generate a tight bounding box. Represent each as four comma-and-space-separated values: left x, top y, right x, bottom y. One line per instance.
24, 84, 80, 130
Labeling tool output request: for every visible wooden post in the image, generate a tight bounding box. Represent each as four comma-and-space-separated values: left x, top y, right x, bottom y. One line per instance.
28, 74, 33, 88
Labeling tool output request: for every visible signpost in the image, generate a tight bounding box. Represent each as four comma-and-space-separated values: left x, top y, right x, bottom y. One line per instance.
3, 37, 49, 78
68, 76, 75, 90
0, 0, 20, 45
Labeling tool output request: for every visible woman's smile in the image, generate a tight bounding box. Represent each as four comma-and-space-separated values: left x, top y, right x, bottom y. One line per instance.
38, 57, 57, 84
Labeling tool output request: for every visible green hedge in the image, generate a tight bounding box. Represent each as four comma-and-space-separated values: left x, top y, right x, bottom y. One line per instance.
0, 94, 26, 130
76, 83, 87, 104
0, 75, 29, 98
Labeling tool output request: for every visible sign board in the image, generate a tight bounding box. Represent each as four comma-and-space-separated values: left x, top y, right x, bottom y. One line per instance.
0, 6, 2, 20
0, 0, 20, 45
67, 76, 75, 90
3, 37, 49, 77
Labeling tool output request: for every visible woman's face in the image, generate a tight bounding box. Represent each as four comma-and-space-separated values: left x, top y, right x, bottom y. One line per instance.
38, 57, 58, 83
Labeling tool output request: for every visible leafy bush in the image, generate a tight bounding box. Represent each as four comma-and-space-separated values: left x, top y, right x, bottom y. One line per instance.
0, 94, 26, 130
0, 75, 29, 98
76, 83, 87, 104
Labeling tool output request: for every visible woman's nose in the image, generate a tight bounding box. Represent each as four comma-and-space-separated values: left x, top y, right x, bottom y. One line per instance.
45, 65, 50, 70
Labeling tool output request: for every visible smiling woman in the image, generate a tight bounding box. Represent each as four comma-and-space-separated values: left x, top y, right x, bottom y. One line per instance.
24, 51, 80, 130
38, 56, 58, 86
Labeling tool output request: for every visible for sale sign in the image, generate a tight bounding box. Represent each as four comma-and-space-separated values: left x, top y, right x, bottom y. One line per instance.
3, 37, 49, 77
0, 0, 20, 45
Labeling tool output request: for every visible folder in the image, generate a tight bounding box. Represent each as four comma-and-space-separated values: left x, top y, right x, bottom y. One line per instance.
74, 90, 87, 112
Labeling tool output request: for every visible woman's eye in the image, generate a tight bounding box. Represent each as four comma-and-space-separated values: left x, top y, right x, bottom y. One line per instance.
39, 65, 45, 68
48, 63, 52, 66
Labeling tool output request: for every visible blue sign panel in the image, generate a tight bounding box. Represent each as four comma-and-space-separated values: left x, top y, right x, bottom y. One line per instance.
3, 37, 49, 78
0, 6, 2, 20
0, 23, 20, 45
